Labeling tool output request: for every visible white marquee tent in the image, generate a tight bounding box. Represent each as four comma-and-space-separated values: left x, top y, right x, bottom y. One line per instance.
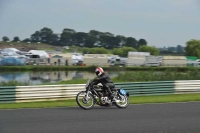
28, 50, 49, 58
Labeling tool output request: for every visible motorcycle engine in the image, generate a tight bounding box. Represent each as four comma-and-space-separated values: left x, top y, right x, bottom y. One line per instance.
98, 91, 110, 105
100, 97, 109, 104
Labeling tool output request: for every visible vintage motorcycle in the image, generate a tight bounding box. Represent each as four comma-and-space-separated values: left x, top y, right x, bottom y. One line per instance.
76, 79, 129, 110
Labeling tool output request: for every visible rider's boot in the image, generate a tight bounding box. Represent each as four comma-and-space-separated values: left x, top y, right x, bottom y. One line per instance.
109, 93, 117, 102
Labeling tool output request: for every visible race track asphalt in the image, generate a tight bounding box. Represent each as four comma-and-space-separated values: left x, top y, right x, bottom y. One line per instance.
0, 102, 200, 133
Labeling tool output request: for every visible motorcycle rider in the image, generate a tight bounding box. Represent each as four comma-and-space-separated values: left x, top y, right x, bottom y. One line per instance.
93, 67, 115, 101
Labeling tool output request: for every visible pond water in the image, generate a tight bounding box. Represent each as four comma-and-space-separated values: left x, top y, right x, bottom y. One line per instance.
0, 71, 118, 85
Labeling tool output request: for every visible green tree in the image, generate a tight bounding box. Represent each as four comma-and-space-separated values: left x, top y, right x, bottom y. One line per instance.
82, 48, 90, 54
138, 39, 147, 49
22, 38, 31, 42
176, 45, 183, 53
168, 47, 176, 52
112, 46, 137, 57
73, 32, 88, 47
99, 32, 114, 48
60, 28, 76, 46
31, 31, 40, 42
2, 36, 10, 42
89, 30, 101, 38
185, 39, 200, 58
139, 45, 159, 55
116, 35, 126, 47
87, 30, 102, 47
84, 47, 109, 54
84, 36, 96, 48
124, 37, 138, 49
50, 34, 60, 45
12, 36, 20, 42
110, 36, 121, 48
6, 27, 149, 49
39, 27, 59, 45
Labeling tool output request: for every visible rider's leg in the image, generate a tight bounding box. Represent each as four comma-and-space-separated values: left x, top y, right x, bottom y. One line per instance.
104, 84, 117, 101
103, 85, 113, 98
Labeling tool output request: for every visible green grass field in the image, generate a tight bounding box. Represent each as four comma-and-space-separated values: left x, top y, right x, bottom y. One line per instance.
1, 93, 200, 109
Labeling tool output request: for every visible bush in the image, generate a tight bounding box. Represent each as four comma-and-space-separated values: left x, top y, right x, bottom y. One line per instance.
113, 69, 200, 82
0, 80, 30, 86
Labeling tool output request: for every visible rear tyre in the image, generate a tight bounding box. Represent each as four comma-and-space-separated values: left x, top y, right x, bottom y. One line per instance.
114, 93, 129, 108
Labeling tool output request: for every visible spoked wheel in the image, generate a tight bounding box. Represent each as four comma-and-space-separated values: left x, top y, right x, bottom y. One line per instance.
114, 93, 129, 108
76, 91, 95, 110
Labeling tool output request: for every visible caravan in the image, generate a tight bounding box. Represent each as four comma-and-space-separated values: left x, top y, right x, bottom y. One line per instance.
25, 50, 49, 65
108, 56, 127, 66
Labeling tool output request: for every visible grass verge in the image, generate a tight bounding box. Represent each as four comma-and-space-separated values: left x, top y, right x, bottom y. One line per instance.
0, 66, 200, 72
1, 93, 200, 109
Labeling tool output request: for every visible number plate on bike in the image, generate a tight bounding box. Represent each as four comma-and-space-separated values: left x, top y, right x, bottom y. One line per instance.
119, 89, 127, 95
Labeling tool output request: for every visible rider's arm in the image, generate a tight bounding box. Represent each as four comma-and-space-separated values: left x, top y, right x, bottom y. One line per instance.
97, 74, 107, 80
93, 78, 100, 85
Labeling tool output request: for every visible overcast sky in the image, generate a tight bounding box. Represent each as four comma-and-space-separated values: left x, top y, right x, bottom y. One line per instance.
0, 0, 199, 47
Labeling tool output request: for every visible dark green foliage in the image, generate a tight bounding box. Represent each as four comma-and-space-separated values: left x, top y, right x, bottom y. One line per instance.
0, 66, 200, 72
0, 66, 99, 72
3, 27, 148, 49
185, 39, 200, 58
139, 45, 159, 55
2, 36, 10, 42
12, 36, 20, 42
112, 47, 137, 57
113, 68, 200, 82
0, 81, 30, 86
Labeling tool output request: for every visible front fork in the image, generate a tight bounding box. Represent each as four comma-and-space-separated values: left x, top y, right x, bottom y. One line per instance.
85, 88, 100, 104
84, 89, 90, 101
85, 86, 96, 101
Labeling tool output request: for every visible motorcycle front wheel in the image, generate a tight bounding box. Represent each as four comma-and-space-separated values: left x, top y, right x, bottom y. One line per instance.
114, 93, 129, 108
76, 91, 95, 110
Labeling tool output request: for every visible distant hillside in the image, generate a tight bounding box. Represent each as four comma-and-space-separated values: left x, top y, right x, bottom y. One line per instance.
0, 42, 61, 51
0, 42, 185, 56
0, 42, 86, 54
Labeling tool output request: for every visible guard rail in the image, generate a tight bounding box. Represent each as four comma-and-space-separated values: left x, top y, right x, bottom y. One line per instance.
0, 80, 200, 103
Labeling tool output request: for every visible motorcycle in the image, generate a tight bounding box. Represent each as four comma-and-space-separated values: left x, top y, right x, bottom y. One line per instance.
76, 79, 129, 110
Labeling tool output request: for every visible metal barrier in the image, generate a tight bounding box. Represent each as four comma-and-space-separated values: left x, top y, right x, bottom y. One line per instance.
175, 80, 200, 94
0, 86, 16, 102
115, 81, 175, 96
1, 80, 200, 103
15, 84, 85, 103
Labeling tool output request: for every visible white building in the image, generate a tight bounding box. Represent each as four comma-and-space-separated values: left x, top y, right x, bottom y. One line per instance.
84, 54, 109, 66
144, 56, 162, 66
161, 56, 186, 66
127, 52, 150, 66
50, 53, 72, 66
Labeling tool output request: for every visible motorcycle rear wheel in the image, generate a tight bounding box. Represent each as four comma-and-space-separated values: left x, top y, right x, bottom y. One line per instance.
114, 93, 129, 108
76, 91, 95, 110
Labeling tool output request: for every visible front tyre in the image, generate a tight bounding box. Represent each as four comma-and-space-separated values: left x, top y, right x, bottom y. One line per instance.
76, 91, 95, 110
114, 94, 129, 108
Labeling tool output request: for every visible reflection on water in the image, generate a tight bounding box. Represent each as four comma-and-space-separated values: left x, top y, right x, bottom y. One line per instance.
0, 71, 118, 85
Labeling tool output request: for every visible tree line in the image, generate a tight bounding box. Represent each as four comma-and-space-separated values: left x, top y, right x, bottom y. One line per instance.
185, 39, 200, 58
3, 27, 199, 57
2, 27, 147, 50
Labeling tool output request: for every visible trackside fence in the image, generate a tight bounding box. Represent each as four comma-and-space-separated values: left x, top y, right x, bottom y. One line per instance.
174, 80, 200, 94
115, 81, 175, 96
0, 80, 200, 103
